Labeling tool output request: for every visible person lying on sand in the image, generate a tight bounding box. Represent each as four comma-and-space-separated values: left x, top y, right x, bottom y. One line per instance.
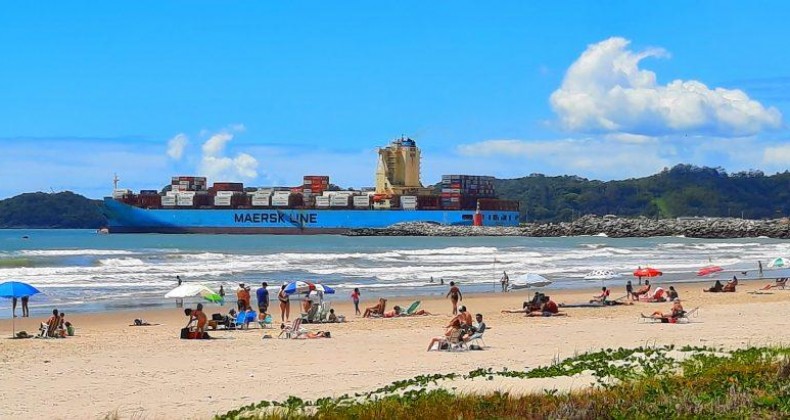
363, 298, 387, 318
299, 331, 331, 339
643, 300, 685, 321
631, 280, 651, 300
761, 278, 788, 290
502, 293, 545, 314
526, 296, 567, 317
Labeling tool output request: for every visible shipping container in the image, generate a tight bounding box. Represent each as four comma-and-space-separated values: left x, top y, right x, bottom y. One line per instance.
251, 196, 271, 207
213, 196, 232, 207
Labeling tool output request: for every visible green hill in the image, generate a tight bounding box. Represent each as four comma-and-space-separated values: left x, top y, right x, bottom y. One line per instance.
0, 191, 106, 228
494, 164, 790, 222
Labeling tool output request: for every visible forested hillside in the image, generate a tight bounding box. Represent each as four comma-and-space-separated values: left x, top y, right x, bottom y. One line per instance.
0, 192, 105, 228
495, 164, 790, 222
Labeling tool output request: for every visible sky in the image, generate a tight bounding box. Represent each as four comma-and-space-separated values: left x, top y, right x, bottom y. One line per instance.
1, 1, 789, 198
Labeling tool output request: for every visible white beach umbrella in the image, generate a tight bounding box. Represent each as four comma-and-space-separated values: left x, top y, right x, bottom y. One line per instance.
583, 269, 620, 280
164, 284, 222, 303
510, 273, 552, 289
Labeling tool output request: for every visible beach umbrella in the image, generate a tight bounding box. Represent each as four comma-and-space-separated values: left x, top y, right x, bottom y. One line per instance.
697, 265, 723, 276
768, 257, 789, 268
510, 273, 553, 290
0, 281, 42, 338
633, 267, 662, 278
583, 269, 619, 280
164, 284, 222, 303
284, 281, 315, 295
313, 284, 336, 294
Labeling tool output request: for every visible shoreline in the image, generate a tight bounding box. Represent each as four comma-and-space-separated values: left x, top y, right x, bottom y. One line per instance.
2, 277, 789, 419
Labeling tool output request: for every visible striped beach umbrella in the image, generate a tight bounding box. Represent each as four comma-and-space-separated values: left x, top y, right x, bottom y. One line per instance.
284, 281, 315, 295
313, 284, 336, 294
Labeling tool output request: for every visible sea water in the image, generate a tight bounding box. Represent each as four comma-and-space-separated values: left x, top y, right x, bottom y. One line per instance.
0, 229, 788, 317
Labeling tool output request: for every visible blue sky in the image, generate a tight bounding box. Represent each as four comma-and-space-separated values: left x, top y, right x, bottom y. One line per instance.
1, 1, 789, 198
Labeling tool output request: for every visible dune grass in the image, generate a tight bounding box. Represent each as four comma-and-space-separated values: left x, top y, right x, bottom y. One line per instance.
216, 346, 790, 419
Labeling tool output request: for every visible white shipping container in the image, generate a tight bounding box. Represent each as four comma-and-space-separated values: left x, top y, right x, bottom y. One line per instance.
251, 197, 270, 206
161, 196, 177, 206
353, 196, 371, 205
166, 191, 179, 197
402, 203, 417, 210
401, 195, 417, 201
215, 191, 235, 197
213, 196, 232, 206
271, 199, 289, 207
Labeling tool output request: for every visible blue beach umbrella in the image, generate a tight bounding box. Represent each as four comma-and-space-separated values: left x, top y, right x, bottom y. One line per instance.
313, 284, 336, 294
284, 281, 315, 295
0, 281, 43, 337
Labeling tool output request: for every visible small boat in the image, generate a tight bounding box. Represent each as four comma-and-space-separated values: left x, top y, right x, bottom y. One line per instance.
509, 273, 553, 290
697, 265, 723, 276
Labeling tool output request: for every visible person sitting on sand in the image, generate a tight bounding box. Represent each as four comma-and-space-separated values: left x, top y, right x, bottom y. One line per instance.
721, 276, 738, 292
590, 287, 610, 304
631, 280, 651, 300
647, 287, 666, 302
363, 298, 387, 318
704, 280, 724, 293
761, 278, 788, 290
645, 300, 685, 321
327, 308, 338, 323
667, 286, 679, 301
46, 309, 61, 337
501, 297, 542, 314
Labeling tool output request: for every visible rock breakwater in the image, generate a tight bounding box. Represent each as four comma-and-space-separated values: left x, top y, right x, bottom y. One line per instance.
345, 216, 790, 238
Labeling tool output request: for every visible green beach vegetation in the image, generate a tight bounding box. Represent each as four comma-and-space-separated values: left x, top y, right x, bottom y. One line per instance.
216, 345, 790, 419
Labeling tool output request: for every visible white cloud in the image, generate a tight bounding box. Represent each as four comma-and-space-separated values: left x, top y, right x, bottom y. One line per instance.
550, 37, 782, 137
762, 144, 790, 166
198, 128, 259, 181
166, 133, 188, 159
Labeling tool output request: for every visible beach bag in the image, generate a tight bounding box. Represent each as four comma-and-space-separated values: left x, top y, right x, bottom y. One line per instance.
66, 325, 75, 336
180, 327, 190, 339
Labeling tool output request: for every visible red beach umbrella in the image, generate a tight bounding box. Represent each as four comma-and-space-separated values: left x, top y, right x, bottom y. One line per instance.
633, 267, 662, 278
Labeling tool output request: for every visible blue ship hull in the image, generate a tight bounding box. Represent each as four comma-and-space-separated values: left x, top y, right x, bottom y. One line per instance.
103, 198, 520, 234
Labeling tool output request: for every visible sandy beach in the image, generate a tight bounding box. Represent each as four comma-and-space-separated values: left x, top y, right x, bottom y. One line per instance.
1, 278, 789, 419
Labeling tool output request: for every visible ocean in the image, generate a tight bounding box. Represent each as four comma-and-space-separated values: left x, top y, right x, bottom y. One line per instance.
1, 229, 788, 318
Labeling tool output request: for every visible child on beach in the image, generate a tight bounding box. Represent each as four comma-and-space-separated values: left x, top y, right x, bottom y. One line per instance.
626, 280, 633, 301
351, 288, 361, 315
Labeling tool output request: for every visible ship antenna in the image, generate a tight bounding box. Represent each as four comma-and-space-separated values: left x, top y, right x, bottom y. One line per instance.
113, 173, 119, 190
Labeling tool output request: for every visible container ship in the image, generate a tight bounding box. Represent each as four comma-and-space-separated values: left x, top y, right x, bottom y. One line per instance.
103, 137, 520, 234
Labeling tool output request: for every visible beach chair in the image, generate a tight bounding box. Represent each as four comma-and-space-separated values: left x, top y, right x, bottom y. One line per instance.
467, 331, 486, 349
258, 314, 273, 329
315, 301, 331, 322
676, 307, 700, 323
279, 318, 306, 339
403, 300, 421, 316
301, 305, 320, 323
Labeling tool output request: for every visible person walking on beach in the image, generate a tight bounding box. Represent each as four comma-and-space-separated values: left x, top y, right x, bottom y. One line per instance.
175, 275, 184, 308
626, 280, 634, 301
257, 282, 270, 319
446, 281, 462, 315
218, 285, 225, 306
351, 287, 361, 316
177, 275, 182, 286
278, 284, 290, 323
500, 271, 509, 292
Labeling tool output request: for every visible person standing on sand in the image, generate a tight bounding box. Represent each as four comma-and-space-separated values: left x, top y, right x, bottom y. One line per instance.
177, 275, 182, 286
626, 280, 634, 301
218, 285, 225, 306
446, 281, 462, 315
12, 297, 17, 317
351, 288, 361, 315
500, 271, 509, 292
21, 295, 29, 317
237, 283, 250, 311
278, 284, 290, 322
257, 282, 270, 319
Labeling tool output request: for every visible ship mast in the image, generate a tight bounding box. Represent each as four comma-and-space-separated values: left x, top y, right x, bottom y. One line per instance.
113, 173, 119, 190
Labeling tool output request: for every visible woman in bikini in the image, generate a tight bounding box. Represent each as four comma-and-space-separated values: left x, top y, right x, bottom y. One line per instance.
363, 298, 386, 318
446, 281, 462, 315
278, 284, 290, 323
